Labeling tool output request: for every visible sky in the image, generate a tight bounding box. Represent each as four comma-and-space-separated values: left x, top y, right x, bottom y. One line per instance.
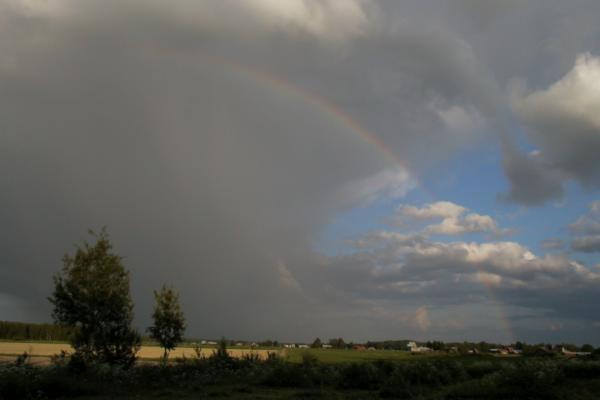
1, 0, 600, 345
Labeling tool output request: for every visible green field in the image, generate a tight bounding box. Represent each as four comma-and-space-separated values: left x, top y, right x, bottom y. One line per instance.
286, 348, 429, 363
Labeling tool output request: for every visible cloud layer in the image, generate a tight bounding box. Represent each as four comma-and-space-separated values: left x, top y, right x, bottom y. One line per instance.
2, 0, 600, 343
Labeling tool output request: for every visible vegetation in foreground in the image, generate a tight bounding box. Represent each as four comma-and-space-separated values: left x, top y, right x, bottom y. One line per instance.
2, 349, 600, 400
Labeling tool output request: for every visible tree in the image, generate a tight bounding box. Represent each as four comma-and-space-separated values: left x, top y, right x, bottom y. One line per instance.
311, 337, 322, 348
49, 229, 141, 367
581, 344, 594, 352
147, 285, 186, 361
215, 336, 230, 360
328, 337, 346, 349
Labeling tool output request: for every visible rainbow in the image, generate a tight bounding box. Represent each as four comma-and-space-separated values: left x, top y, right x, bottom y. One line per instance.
205, 55, 418, 182
209, 57, 518, 344
173, 51, 520, 344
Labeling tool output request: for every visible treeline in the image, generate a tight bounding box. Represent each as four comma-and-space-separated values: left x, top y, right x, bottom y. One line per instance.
308, 338, 596, 353
0, 320, 71, 341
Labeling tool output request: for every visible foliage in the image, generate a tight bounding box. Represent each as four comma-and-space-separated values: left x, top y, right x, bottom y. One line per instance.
147, 284, 186, 361
310, 338, 322, 348
2, 354, 600, 399
48, 228, 141, 367
0, 320, 72, 341
328, 338, 347, 349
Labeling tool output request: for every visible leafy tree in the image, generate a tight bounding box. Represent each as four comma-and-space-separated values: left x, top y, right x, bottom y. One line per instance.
329, 337, 346, 349
49, 229, 141, 367
581, 344, 594, 352
147, 285, 186, 361
216, 336, 230, 359
515, 341, 525, 350
311, 337, 322, 348
430, 341, 446, 351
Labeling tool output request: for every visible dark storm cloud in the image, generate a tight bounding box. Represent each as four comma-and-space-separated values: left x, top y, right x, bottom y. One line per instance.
500, 142, 564, 205
1, 0, 492, 340
2, 0, 600, 342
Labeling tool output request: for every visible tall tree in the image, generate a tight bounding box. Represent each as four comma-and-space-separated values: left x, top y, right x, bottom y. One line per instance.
148, 285, 186, 361
49, 229, 140, 367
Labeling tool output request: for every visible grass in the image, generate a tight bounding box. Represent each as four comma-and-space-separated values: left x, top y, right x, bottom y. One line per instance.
69, 387, 380, 399
286, 348, 445, 363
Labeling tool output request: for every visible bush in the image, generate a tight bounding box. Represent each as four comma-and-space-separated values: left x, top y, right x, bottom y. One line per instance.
380, 359, 467, 398
337, 362, 382, 390
464, 360, 499, 379
490, 359, 565, 399
563, 360, 600, 379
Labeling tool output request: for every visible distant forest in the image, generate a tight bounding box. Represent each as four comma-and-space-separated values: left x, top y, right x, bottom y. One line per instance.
0, 320, 71, 341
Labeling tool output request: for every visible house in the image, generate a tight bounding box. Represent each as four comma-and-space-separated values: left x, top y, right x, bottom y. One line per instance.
407, 341, 431, 353
298, 344, 309, 349
411, 346, 432, 353
353, 345, 366, 351
284, 344, 296, 348
562, 347, 591, 357
322, 344, 333, 349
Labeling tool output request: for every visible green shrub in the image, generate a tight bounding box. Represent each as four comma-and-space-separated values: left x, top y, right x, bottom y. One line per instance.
337, 362, 382, 390
490, 359, 565, 399
563, 360, 600, 379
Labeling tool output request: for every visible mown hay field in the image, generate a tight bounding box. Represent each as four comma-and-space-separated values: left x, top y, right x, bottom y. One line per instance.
0, 341, 282, 362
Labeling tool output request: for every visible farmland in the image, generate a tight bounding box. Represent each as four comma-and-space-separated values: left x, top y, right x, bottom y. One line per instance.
286, 347, 424, 363
0, 341, 281, 364
0, 341, 460, 365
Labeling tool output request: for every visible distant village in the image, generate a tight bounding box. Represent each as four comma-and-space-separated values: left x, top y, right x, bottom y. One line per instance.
196, 338, 595, 358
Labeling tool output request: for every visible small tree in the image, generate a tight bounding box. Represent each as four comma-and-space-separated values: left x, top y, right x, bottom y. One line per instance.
311, 337, 322, 348
147, 285, 186, 361
215, 336, 230, 360
581, 344, 594, 352
49, 229, 141, 367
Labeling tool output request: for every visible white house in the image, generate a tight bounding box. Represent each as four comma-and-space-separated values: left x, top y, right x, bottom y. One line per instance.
407, 341, 431, 353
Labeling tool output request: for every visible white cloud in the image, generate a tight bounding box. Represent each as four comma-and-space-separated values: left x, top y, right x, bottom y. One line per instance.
318, 231, 600, 327
509, 53, 600, 197
394, 201, 507, 236
244, 0, 371, 40
399, 201, 466, 220
431, 102, 485, 139
339, 166, 416, 206
516, 53, 600, 131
